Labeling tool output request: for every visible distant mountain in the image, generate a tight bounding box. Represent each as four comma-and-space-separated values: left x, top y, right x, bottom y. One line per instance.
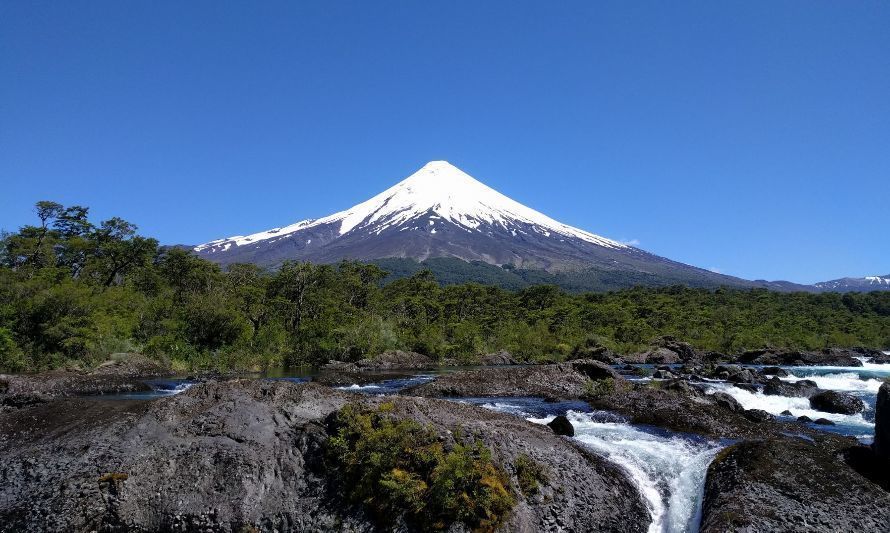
195, 161, 768, 289
194, 161, 881, 293
814, 275, 890, 292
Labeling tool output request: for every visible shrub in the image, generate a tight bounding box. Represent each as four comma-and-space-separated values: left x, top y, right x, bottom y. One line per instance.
514, 454, 548, 496
584, 377, 617, 398
326, 403, 515, 531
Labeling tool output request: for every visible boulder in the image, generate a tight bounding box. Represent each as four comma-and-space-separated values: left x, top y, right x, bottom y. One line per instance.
797, 415, 813, 423
760, 366, 789, 377
700, 439, 890, 532
763, 377, 819, 398
809, 390, 865, 415
569, 359, 620, 381
547, 415, 575, 436
814, 418, 836, 426
642, 347, 680, 364
743, 409, 774, 423
479, 350, 519, 366
875, 381, 890, 460
354, 350, 438, 370
711, 392, 744, 413
570, 344, 618, 365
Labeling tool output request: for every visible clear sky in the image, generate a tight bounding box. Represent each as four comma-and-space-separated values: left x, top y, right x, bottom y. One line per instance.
2, 1, 888, 284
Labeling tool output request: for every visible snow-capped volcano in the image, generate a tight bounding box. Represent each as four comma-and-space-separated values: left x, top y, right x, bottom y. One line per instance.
195, 161, 754, 287
197, 161, 624, 255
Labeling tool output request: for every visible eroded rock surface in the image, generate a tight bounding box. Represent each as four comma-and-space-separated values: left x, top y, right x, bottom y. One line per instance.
0, 380, 649, 533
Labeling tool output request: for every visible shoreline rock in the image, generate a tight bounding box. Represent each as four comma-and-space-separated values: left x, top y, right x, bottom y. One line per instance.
0, 380, 649, 532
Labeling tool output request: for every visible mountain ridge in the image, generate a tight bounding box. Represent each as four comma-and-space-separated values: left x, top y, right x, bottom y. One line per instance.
195, 161, 884, 292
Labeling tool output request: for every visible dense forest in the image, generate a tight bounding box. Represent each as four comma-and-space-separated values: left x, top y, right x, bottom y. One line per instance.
1, 202, 889, 372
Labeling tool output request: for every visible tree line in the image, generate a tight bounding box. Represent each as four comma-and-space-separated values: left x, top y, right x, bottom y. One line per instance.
1, 202, 888, 372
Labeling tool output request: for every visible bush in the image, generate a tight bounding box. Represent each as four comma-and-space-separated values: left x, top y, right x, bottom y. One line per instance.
326, 403, 515, 531
514, 454, 548, 496
584, 377, 617, 398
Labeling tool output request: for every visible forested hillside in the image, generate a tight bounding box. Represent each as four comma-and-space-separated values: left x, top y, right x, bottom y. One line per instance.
2, 202, 889, 372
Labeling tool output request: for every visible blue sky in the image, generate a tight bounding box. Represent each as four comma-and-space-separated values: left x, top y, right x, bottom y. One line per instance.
1, 1, 888, 284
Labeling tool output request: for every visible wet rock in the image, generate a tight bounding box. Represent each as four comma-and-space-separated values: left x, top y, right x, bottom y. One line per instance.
651, 369, 675, 379
662, 379, 698, 395
701, 438, 890, 532
780, 410, 793, 416
809, 390, 865, 415
874, 381, 890, 460
547, 415, 575, 436
731, 383, 758, 393
743, 409, 774, 423
797, 415, 812, 422
0, 381, 649, 532
814, 418, 836, 426
763, 377, 819, 398
711, 392, 744, 413
760, 366, 789, 377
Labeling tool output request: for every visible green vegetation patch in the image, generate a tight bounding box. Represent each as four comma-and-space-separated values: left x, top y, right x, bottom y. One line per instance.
514, 453, 548, 496
325, 403, 515, 531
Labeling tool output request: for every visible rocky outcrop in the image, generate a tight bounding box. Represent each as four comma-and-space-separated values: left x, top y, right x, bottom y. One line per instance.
0, 370, 153, 398
90, 353, 171, 378
356, 350, 438, 370
406, 360, 618, 400
875, 381, 890, 460
0, 380, 649, 532
809, 390, 865, 414
701, 438, 890, 532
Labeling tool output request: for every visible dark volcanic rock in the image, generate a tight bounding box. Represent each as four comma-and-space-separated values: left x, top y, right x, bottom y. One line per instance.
711, 392, 744, 413
0, 380, 649, 532
742, 409, 774, 423
0, 370, 153, 398
570, 344, 618, 365
408, 360, 618, 400
798, 415, 813, 422
809, 390, 865, 415
90, 353, 171, 378
814, 418, 836, 426
355, 350, 438, 370
760, 366, 789, 377
875, 381, 890, 460
700, 438, 890, 532
547, 415, 575, 437
763, 376, 819, 398
479, 350, 519, 366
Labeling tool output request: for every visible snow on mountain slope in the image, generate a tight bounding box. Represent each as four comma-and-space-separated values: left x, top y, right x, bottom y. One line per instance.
196, 161, 625, 253
814, 275, 890, 291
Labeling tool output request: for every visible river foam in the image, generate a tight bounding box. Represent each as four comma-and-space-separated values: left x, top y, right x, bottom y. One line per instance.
470, 397, 720, 533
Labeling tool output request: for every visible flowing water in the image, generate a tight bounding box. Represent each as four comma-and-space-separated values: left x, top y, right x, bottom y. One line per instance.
702, 357, 890, 442
460, 397, 722, 533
